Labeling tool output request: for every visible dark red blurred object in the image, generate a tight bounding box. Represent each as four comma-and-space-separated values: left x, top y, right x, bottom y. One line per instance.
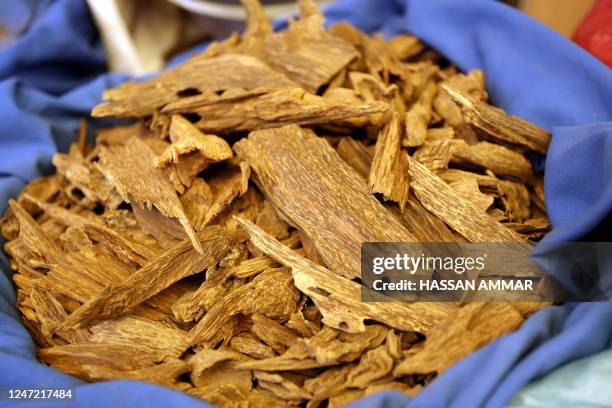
573, 0, 612, 68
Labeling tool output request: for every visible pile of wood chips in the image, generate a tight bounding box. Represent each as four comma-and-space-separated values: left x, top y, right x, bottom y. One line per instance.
1, 0, 553, 406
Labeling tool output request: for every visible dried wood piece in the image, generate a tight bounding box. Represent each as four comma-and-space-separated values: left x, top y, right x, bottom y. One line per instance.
234, 125, 418, 279
132, 205, 186, 248
386, 34, 424, 60
427, 126, 455, 141
407, 156, 524, 243
349, 72, 398, 103
498, 180, 531, 222
53, 151, 123, 210
365, 382, 421, 398
9, 200, 118, 303
98, 136, 203, 252
231, 333, 276, 359
439, 169, 501, 195
89, 316, 189, 361
413, 139, 453, 173
188, 348, 249, 386
256, 201, 290, 240
505, 217, 550, 240
156, 115, 233, 192
336, 137, 373, 180
38, 343, 157, 381
189, 384, 250, 407
346, 345, 394, 388
251, 314, 299, 354
23, 194, 152, 266
450, 139, 533, 182
434, 70, 486, 129
242, 0, 358, 93
187, 268, 300, 347
92, 54, 298, 117
328, 389, 365, 408
30, 286, 89, 344
189, 162, 250, 230
81, 357, 190, 385
394, 302, 523, 376
254, 371, 312, 402
236, 218, 454, 334
448, 178, 494, 212
404, 80, 437, 147
391, 194, 460, 243
442, 85, 550, 154
162, 87, 388, 134
59, 225, 230, 330
369, 110, 410, 209
394, 63, 433, 103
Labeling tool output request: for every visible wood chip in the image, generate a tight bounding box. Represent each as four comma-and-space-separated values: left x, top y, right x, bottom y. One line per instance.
450, 139, 533, 182
234, 124, 418, 279
92, 54, 298, 118
235, 218, 454, 334
442, 84, 550, 154
98, 136, 203, 252
408, 156, 524, 243
162, 87, 388, 133
59, 226, 230, 330
394, 302, 523, 376
369, 110, 410, 209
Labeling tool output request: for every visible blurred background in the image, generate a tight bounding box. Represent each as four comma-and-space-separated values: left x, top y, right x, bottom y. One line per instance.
1, 0, 610, 74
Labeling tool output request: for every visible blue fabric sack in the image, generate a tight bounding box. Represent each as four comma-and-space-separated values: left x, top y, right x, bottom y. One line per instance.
0, 0, 610, 407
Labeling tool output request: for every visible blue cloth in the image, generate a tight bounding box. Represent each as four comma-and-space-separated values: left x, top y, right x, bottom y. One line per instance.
0, 1, 611, 408
507, 349, 612, 407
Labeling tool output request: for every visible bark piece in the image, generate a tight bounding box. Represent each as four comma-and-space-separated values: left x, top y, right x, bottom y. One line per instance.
407, 156, 524, 243
236, 218, 454, 334
59, 225, 230, 330
162, 87, 388, 134
98, 136, 203, 252
369, 111, 410, 209
92, 54, 298, 117
442, 84, 550, 154
234, 125, 418, 279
